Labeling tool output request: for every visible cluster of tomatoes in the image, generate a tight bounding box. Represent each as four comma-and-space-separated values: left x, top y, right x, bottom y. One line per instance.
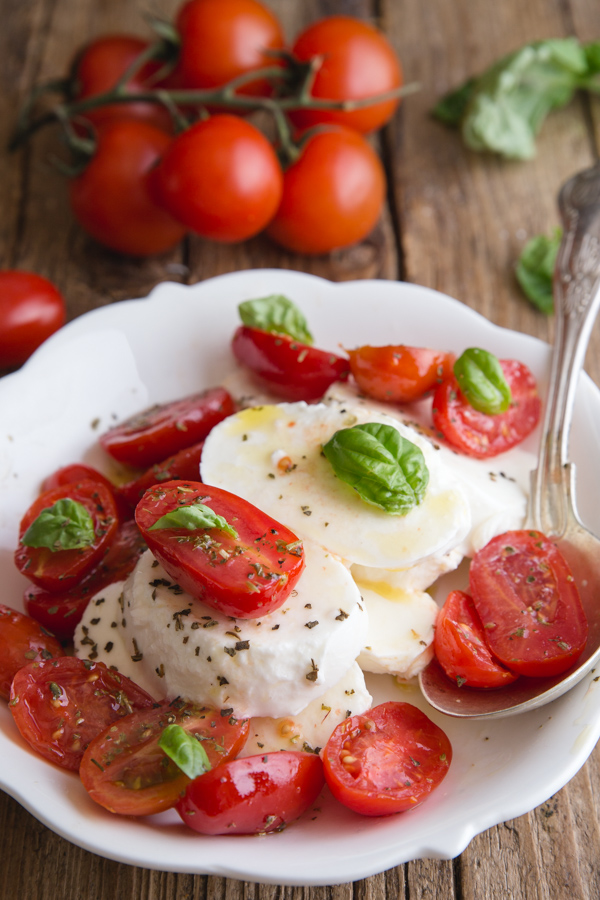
22, 0, 404, 258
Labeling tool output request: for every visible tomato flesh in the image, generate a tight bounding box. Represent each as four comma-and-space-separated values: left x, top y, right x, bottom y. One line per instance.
120, 440, 205, 509
469, 530, 588, 677
0, 604, 64, 701
99, 387, 234, 468
80, 699, 249, 816
232, 325, 350, 401
434, 590, 519, 689
323, 701, 452, 816
176, 751, 325, 835
15, 480, 119, 592
432, 359, 541, 458
348, 345, 455, 403
41, 463, 131, 521
9, 657, 156, 771
135, 480, 305, 618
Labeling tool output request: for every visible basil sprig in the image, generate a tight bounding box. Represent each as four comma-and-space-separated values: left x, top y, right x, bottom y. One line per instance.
322, 422, 429, 515
158, 724, 212, 780
149, 500, 238, 537
21, 498, 96, 552
516, 228, 561, 314
453, 348, 512, 415
238, 295, 314, 345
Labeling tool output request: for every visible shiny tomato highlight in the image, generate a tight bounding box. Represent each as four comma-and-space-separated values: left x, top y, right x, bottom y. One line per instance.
0, 604, 64, 700
348, 345, 455, 403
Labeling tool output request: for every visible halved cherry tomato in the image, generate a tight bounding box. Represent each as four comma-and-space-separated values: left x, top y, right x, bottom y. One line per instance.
24, 519, 147, 641
9, 657, 156, 771
348, 345, 455, 403
0, 604, 64, 701
176, 750, 324, 835
434, 590, 519, 689
41, 463, 131, 521
119, 440, 205, 509
323, 701, 452, 816
80, 699, 249, 816
431, 359, 541, 458
99, 387, 234, 468
135, 480, 305, 618
232, 325, 350, 401
469, 530, 588, 677
15, 480, 119, 592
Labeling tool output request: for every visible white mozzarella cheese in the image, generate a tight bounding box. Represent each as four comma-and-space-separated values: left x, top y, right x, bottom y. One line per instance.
350, 547, 463, 593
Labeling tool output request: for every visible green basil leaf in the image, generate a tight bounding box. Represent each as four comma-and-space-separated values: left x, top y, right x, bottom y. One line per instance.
158, 724, 211, 780
21, 498, 96, 552
453, 348, 512, 415
238, 295, 314, 345
322, 422, 429, 516
149, 500, 238, 537
515, 227, 561, 314
431, 77, 477, 126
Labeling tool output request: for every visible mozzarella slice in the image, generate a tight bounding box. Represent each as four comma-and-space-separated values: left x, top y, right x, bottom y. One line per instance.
201, 401, 471, 569
350, 548, 462, 593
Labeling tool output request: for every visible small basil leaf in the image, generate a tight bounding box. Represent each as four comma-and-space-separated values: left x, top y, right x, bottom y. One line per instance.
158, 724, 211, 780
21, 498, 96, 552
149, 500, 238, 537
238, 295, 314, 345
453, 348, 512, 415
515, 227, 561, 314
322, 422, 429, 516
432, 77, 478, 126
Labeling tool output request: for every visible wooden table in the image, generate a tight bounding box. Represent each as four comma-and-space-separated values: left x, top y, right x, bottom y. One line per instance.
2, 0, 600, 897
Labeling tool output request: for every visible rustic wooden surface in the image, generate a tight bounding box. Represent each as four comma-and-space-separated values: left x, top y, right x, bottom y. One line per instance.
1, 0, 600, 897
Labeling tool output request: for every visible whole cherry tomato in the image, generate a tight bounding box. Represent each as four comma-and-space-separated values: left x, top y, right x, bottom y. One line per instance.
432, 359, 541, 458
72, 34, 173, 132
0, 271, 66, 369
0, 604, 64, 700
348, 345, 455, 403
289, 16, 403, 134
68, 120, 186, 257
266, 126, 385, 255
175, 0, 285, 97
152, 114, 283, 242
469, 530, 588, 677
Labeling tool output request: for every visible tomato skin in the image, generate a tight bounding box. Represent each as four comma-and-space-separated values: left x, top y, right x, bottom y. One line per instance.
323, 702, 452, 817
80, 699, 249, 816
15, 480, 119, 593
0, 604, 64, 701
176, 0, 285, 97
24, 519, 147, 641
152, 114, 283, 243
69, 120, 186, 257
41, 463, 131, 521
289, 16, 402, 134
0, 271, 66, 369
72, 34, 173, 132
119, 440, 205, 509
176, 751, 324, 835
431, 360, 542, 458
99, 387, 234, 468
434, 590, 519, 689
266, 126, 386, 255
348, 345, 455, 403
469, 530, 588, 677
232, 326, 350, 401
9, 657, 156, 771
135, 480, 305, 618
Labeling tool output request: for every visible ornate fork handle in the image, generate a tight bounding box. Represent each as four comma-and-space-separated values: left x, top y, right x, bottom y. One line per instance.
528, 162, 600, 537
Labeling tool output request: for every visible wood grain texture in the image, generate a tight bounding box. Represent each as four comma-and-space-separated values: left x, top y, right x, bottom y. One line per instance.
1, 0, 600, 896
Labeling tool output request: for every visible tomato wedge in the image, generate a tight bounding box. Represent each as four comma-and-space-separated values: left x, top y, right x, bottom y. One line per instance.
431, 359, 541, 458
348, 345, 455, 403
135, 480, 305, 618
232, 325, 350, 401
15, 480, 119, 592
0, 604, 64, 701
323, 701, 452, 816
120, 440, 205, 509
469, 530, 588, 677
9, 657, 156, 771
434, 590, 519, 689
99, 387, 234, 467
80, 699, 249, 816
24, 520, 147, 641
176, 751, 325, 835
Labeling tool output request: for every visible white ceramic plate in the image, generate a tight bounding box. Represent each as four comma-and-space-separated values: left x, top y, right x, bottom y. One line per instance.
1, 270, 600, 886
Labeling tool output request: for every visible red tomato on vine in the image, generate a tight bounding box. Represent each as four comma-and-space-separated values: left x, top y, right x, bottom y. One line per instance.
0, 271, 66, 369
